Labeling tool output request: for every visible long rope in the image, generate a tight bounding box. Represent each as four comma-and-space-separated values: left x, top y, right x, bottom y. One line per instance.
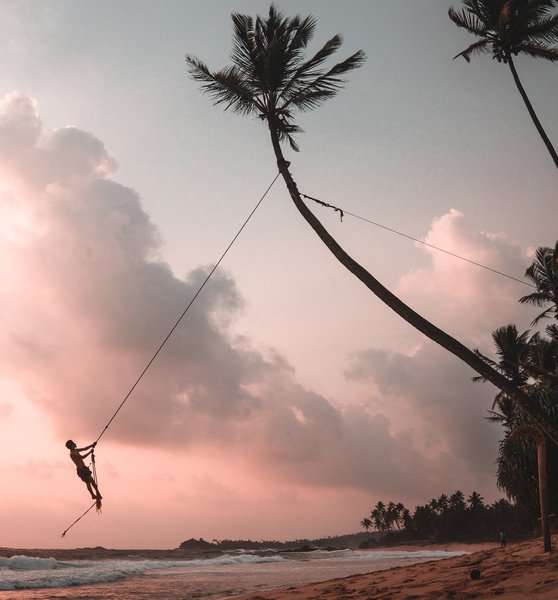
61, 500, 97, 537
301, 193, 535, 289
94, 172, 280, 445
301, 192, 558, 446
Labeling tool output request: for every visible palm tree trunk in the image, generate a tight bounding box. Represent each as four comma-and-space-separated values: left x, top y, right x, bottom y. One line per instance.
507, 56, 558, 169
267, 125, 525, 400
536, 434, 552, 552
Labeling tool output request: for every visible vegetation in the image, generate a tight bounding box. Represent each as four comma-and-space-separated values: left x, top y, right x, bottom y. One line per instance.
475, 242, 558, 551
179, 532, 372, 551
361, 492, 532, 544
449, 0, 558, 168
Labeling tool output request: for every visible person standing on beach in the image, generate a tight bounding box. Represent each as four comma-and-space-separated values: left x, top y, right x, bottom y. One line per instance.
66, 440, 102, 507
499, 531, 507, 548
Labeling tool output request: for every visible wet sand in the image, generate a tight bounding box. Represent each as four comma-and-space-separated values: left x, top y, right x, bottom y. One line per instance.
234, 536, 558, 599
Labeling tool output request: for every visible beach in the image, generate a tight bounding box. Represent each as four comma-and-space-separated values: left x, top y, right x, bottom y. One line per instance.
235, 536, 558, 600
0, 545, 470, 599
4, 539, 557, 599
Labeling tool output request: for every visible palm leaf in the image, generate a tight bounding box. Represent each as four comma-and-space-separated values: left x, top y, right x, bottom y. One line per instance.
449, 6, 488, 35
526, 14, 558, 43
282, 49, 366, 110
453, 38, 491, 61
185, 56, 259, 114
517, 40, 558, 59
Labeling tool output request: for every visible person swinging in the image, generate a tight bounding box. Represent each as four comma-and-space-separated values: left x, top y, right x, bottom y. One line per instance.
66, 440, 102, 509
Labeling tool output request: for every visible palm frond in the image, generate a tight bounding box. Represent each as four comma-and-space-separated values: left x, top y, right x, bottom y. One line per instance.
525, 14, 558, 43
531, 306, 555, 326
288, 89, 338, 111
281, 49, 365, 110
453, 38, 491, 61
288, 14, 317, 52
526, 0, 557, 22
449, 6, 488, 35
519, 291, 553, 307
231, 13, 257, 78
279, 35, 344, 103
185, 56, 259, 114
517, 40, 558, 59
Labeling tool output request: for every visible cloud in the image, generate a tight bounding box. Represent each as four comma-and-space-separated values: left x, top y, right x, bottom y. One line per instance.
0, 93, 534, 504
397, 209, 533, 347
344, 207, 538, 495
0, 93, 443, 496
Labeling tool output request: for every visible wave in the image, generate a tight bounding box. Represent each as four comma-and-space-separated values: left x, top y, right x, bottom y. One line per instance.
351, 549, 466, 560
0, 553, 286, 590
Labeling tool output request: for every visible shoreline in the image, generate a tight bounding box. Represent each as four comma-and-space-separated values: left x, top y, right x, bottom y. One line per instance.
230, 536, 558, 599
0, 541, 493, 562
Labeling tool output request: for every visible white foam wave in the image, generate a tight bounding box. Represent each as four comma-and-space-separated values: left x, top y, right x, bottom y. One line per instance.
351, 549, 466, 560
0, 556, 60, 571
0, 553, 285, 590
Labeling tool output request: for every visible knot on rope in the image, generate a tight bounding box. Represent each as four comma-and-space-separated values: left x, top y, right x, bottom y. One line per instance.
301, 193, 344, 222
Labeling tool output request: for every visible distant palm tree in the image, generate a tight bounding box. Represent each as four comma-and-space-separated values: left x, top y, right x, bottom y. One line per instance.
186, 4, 528, 402
467, 491, 486, 511
360, 517, 372, 534
371, 501, 387, 532
449, 0, 558, 168
449, 490, 466, 510
520, 243, 558, 324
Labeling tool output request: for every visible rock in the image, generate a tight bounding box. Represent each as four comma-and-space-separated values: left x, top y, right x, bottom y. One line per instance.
470, 568, 481, 580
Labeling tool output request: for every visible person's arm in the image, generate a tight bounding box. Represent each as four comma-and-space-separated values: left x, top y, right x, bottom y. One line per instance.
76, 442, 97, 452
79, 449, 94, 459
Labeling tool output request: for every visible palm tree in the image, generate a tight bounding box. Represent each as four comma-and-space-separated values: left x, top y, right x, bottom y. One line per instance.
478, 324, 553, 551
520, 242, 558, 324
360, 517, 372, 534
449, 0, 558, 168
371, 501, 387, 533
186, 4, 533, 405
467, 491, 486, 511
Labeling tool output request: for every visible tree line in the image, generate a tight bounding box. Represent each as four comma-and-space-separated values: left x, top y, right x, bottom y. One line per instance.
361, 492, 532, 543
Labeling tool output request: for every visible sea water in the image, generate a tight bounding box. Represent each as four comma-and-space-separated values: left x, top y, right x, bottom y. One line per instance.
0, 549, 465, 599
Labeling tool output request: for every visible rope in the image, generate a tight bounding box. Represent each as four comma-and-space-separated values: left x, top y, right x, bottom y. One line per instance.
62, 173, 279, 537
91, 452, 100, 506
61, 500, 97, 537
94, 172, 280, 444
301, 193, 535, 290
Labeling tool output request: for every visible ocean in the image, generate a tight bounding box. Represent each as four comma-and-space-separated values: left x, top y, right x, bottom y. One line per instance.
0, 549, 465, 599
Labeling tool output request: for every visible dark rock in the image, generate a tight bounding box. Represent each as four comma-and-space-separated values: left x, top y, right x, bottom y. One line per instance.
179, 538, 215, 550
470, 568, 481, 580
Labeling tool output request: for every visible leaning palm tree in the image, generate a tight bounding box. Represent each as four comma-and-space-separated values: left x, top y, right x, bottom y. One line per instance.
185, 4, 541, 414
449, 0, 558, 168
519, 242, 558, 323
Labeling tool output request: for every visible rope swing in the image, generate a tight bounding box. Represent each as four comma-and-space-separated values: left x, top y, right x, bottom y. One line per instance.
61, 175, 535, 538
60, 172, 280, 537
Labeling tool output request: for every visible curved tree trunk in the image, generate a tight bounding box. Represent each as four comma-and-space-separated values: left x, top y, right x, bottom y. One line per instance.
508, 56, 558, 169
267, 125, 527, 401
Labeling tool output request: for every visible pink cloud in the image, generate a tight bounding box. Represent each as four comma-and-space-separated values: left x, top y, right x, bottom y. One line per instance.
0, 94, 538, 547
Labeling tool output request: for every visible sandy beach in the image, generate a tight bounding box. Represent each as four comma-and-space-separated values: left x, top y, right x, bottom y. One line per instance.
234, 536, 558, 600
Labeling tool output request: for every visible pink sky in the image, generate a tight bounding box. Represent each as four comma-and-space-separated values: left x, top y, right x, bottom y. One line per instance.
0, 91, 545, 548
1, 0, 556, 554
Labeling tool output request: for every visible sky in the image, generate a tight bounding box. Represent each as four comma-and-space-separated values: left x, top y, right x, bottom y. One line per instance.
0, 1, 556, 549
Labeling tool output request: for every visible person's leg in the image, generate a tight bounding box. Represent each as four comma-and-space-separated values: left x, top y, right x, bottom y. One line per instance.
84, 480, 97, 500
90, 477, 102, 499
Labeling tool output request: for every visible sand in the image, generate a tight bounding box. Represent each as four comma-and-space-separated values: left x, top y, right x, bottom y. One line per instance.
235, 536, 558, 599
